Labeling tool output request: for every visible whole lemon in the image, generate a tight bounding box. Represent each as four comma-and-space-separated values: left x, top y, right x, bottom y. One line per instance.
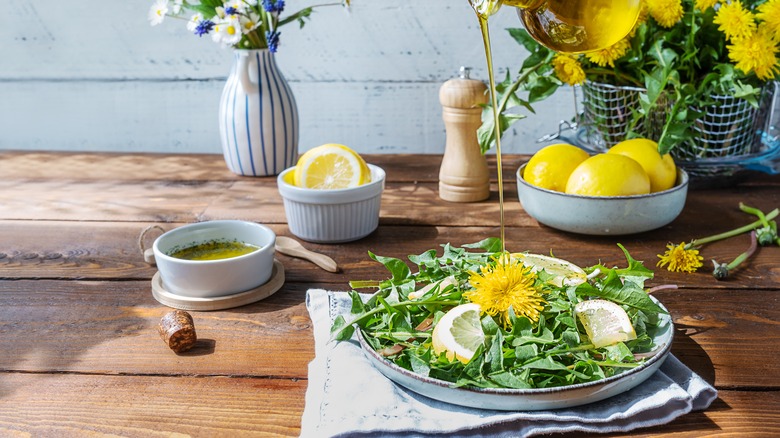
608, 138, 677, 192
565, 154, 651, 196
523, 144, 590, 192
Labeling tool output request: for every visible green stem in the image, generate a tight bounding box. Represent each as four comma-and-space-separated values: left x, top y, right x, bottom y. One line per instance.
713, 230, 758, 280
368, 330, 432, 340
495, 59, 548, 117
246, 30, 266, 49
543, 343, 596, 356
349, 280, 382, 289
688, 208, 779, 248
726, 230, 758, 271
739, 203, 770, 228
591, 361, 641, 369
329, 299, 460, 342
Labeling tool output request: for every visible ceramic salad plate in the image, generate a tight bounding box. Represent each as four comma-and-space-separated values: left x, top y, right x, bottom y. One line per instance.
357, 299, 674, 411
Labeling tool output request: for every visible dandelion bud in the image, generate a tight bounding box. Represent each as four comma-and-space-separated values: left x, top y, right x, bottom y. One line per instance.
712, 260, 729, 280
756, 226, 777, 246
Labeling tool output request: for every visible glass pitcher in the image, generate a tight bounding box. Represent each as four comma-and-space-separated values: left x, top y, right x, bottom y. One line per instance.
471, 0, 642, 53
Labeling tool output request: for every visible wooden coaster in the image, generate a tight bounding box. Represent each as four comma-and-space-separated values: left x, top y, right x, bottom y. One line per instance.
151, 259, 285, 311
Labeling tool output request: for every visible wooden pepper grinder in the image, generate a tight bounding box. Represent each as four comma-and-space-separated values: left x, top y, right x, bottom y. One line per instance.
438, 66, 490, 202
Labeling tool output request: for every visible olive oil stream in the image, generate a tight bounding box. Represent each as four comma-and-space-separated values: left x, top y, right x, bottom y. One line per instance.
468, 0, 640, 250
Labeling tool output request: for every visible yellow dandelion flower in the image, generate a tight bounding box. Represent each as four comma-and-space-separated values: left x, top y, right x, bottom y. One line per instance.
464, 254, 546, 328
728, 24, 780, 80
695, 0, 719, 11
757, 0, 780, 39
714, 0, 757, 41
585, 38, 631, 67
637, 1, 650, 25
646, 0, 684, 28
552, 54, 586, 85
657, 242, 704, 273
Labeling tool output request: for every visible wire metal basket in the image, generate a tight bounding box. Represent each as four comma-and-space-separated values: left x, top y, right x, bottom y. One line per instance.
570, 81, 779, 179
579, 82, 646, 149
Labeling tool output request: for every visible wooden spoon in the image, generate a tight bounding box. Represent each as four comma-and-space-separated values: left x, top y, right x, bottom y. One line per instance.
275, 236, 339, 273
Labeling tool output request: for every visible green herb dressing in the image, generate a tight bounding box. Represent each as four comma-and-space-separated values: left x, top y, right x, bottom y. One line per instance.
169, 240, 260, 261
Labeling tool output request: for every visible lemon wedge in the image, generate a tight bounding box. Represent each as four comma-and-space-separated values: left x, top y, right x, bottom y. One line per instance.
293, 143, 370, 189
574, 299, 637, 348
510, 253, 587, 287
431, 303, 484, 364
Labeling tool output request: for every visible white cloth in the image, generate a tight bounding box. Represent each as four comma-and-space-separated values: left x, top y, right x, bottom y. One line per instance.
302, 289, 718, 437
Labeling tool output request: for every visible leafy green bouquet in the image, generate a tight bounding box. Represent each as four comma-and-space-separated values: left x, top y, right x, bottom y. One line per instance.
482, 0, 780, 155
148, 0, 351, 52
331, 239, 669, 390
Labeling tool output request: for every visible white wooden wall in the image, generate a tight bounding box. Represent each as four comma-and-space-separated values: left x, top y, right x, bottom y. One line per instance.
0, 1, 575, 155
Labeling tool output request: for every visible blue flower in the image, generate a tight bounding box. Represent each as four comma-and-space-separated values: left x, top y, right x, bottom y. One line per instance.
225, 6, 239, 15
262, 0, 285, 13
194, 20, 215, 37
266, 30, 281, 53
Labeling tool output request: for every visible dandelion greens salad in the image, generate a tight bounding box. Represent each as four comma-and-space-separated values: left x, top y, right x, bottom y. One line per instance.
330, 238, 671, 390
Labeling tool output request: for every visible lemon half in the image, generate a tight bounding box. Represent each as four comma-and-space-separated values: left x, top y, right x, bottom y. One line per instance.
293, 143, 370, 189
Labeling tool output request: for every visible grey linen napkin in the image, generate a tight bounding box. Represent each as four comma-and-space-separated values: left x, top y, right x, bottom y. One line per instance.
301, 289, 718, 438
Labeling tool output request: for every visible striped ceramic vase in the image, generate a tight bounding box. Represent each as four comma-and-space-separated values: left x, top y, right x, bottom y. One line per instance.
219, 49, 299, 176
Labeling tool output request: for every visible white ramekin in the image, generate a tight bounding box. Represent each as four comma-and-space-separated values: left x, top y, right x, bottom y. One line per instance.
152, 220, 276, 297
277, 164, 385, 243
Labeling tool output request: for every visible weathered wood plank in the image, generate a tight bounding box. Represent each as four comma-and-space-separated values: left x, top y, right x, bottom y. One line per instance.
3, 176, 778, 227
580, 390, 780, 436
0, 280, 315, 378
0, 370, 778, 438
0, 373, 306, 437
0, 278, 777, 389
1, 221, 779, 289
1, 156, 778, 231
3, 151, 778, 186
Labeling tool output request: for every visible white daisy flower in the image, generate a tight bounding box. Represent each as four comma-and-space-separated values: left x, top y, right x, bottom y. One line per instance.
239, 11, 261, 34
187, 13, 204, 32
212, 17, 243, 46
148, 0, 169, 26
223, 1, 246, 15
211, 21, 224, 43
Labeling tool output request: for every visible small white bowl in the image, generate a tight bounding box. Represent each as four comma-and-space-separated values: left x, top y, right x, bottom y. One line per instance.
152, 220, 276, 297
277, 164, 385, 243
516, 163, 689, 235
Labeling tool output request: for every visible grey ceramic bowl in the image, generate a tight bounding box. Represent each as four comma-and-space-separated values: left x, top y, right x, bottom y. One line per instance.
516, 163, 689, 235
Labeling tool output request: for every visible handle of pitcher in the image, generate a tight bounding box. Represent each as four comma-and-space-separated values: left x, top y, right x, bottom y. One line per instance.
238, 53, 259, 94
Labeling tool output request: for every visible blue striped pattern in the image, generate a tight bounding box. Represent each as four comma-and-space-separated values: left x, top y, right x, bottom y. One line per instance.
219, 50, 299, 176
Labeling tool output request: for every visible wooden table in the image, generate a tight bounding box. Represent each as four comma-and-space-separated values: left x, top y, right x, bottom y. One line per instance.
1, 151, 779, 436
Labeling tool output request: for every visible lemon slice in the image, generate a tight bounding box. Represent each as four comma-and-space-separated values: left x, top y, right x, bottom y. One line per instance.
293, 143, 370, 189
510, 253, 587, 287
431, 303, 484, 364
574, 299, 637, 348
